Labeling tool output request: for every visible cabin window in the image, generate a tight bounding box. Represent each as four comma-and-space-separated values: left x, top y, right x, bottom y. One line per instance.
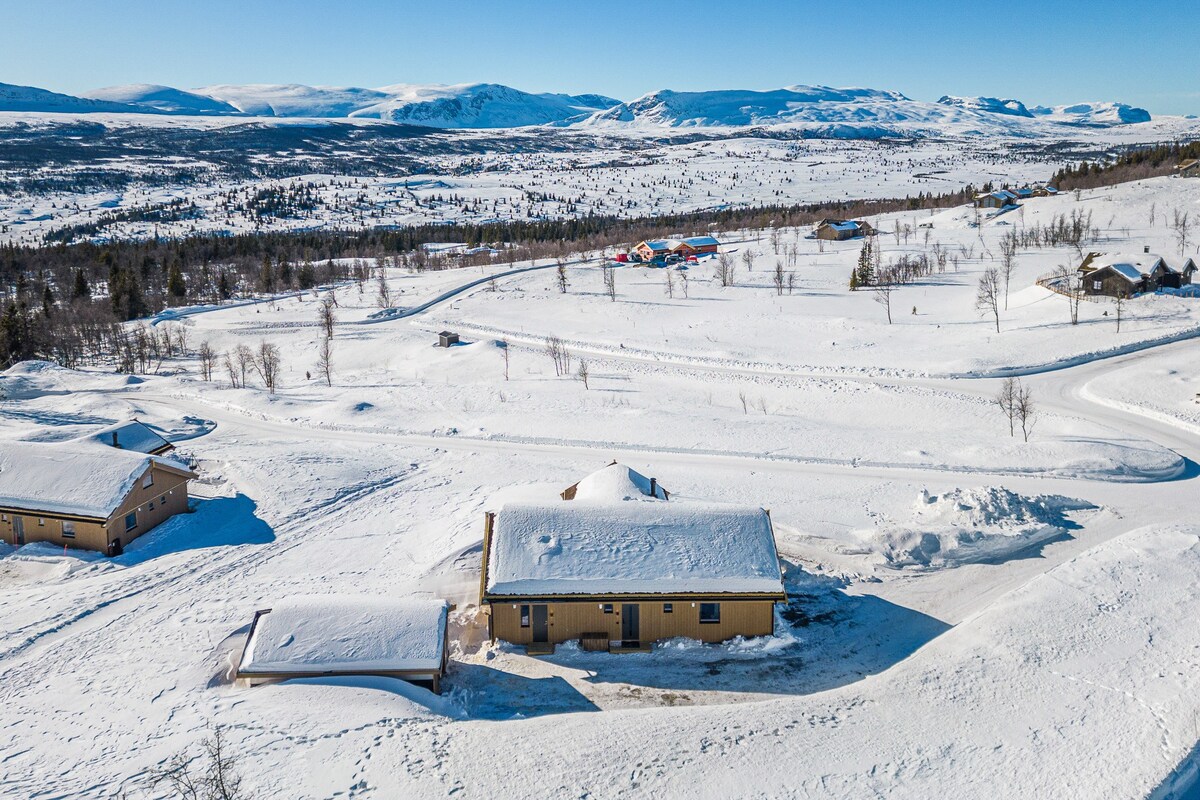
602, 604, 614, 614
61, 521, 76, 539
143, 473, 154, 489
1, 514, 6, 522
148, 502, 155, 511
38, 518, 45, 526
663, 603, 674, 614
519, 605, 530, 628
160, 496, 167, 505
124, 512, 138, 532
1093, 280, 1102, 291
699, 603, 721, 624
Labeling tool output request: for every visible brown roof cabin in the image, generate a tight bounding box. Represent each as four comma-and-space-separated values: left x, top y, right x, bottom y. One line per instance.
236, 596, 451, 693
0, 442, 196, 555
1176, 159, 1199, 177
670, 236, 720, 257
973, 190, 1019, 209
813, 219, 876, 241
479, 498, 786, 654
1077, 252, 1193, 297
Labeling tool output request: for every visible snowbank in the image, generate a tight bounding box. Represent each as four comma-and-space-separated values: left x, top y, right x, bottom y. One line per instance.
852, 487, 1095, 568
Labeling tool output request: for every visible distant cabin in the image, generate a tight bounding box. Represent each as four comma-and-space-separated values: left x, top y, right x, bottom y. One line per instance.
633, 240, 673, 261
670, 236, 720, 258
0, 442, 196, 555
236, 596, 450, 693
82, 419, 174, 455
1176, 159, 1199, 177
1077, 252, 1195, 296
479, 500, 786, 653
973, 190, 1019, 209
560, 462, 669, 501
813, 219, 876, 241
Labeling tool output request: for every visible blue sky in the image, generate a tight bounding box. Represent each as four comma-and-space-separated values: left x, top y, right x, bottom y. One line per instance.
4, 0, 1198, 114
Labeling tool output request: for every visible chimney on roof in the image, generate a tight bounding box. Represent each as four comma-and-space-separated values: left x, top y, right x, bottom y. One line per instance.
111, 432, 120, 449
649, 477, 657, 498
1144, 245, 1150, 254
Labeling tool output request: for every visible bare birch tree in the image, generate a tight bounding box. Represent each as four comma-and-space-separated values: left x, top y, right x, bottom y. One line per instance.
976, 266, 1002, 333
253, 341, 282, 394
317, 336, 332, 386
997, 377, 1018, 437
715, 253, 736, 287
198, 341, 216, 381
873, 281, 896, 324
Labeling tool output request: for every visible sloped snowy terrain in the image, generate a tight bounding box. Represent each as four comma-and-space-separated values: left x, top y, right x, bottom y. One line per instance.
1, 164, 1198, 797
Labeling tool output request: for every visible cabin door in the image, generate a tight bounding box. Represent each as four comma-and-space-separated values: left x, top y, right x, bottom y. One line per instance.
621, 604, 640, 644
531, 605, 549, 643
12, 517, 24, 546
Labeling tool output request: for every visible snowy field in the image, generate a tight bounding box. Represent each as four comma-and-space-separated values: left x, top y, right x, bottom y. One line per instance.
1, 178, 1199, 797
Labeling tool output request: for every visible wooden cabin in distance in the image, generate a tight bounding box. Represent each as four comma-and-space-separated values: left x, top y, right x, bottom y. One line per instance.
0, 442, 196, 555
973, 190, 1019, 209
633, 240, 673, 261
812, 219, 876, 241
670, 236, 720, 258
479, 499, 786, 653
1077, 252, 1196, 297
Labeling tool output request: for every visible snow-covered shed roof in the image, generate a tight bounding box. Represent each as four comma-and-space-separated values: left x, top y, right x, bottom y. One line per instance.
561, 462, 669, 501
80, 419, 173, 455
0, 442, 195, 519
485, 501, 786, 598
238, 595, 449, 677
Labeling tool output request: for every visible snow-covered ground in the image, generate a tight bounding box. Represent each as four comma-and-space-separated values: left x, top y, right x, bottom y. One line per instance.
1, 179, 1198, 798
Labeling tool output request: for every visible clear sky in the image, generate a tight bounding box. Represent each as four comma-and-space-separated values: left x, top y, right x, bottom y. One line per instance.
4, 0, 1198, 114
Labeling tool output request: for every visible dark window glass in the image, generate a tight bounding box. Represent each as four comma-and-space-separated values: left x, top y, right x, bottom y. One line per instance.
125, 512, 138, 532
663, 603, 673, 614
699, 603, 721, 624
602, 604, 614, 614
519, 605, 530, 627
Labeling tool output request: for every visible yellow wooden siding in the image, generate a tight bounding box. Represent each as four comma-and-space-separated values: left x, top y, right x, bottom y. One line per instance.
490, 599, 775, 645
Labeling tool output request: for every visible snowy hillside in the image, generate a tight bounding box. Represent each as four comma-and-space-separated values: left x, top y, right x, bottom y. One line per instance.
83, 83, 242, 115
193, 83, 394, 117
350, 82, 619, 127
0, 81, 152, 114
584, 85, 1154, 136
1031, 101, 1153, 125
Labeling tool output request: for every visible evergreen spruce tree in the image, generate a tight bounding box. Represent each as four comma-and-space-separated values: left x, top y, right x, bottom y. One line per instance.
42, 284, 54, 317
167, 263, 187, 300
73, 267, 91, 300
849, 269, 860, 291
855, 238, 875, 287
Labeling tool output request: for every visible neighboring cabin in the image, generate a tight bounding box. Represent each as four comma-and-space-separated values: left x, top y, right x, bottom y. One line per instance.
1176, 159, 1199, 177
0, 442, 196, 555
82, 419, 174, 455
633, 239, 673, 261
632, 236, 721, 261
1077, 252, 1197, 297
479, 466, 786, 653
973, 190, 1019, 209
236, 596, 451, 693
812, 219, 876, 241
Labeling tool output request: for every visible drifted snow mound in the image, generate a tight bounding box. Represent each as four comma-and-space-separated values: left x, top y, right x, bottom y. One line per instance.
568, 462, 668, 502
0, 360, 141, 400
856, 487, 1095, 569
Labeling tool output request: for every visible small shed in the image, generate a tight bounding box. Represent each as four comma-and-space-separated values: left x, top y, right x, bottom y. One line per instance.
236, 595, 451, 693
438, 331, 460, 348
82, 419, 174, 455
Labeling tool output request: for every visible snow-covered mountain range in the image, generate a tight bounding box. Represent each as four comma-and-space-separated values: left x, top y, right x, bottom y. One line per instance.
0, 79, 1159, 135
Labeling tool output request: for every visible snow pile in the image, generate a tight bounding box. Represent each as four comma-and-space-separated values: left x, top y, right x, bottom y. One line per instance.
0, 359, 141, 400
487, 501, 785, 596
856, 487, 1094, 569
239, 595, 448, 675
567, 463, 667, 502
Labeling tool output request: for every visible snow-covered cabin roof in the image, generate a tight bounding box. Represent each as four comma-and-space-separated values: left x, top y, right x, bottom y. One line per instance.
638, 239, 672, 252
561, 462, 669, 501
81, 419, 173, 455
238, 596, 449, 677
679, 235, 720, 247
484, 501, 785, 597
0, 442, 195, 519
1083, 253, 1168, 281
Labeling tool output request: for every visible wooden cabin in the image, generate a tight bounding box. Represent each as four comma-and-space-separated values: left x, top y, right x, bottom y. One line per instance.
480, 501, 786, 653
633, 240, 673, 261
813, 219, 876, 241
1078, 252, 1193, 297
973, 190, 1019, 209
1176, 159, 1199, 177
0, 442, 196, 555
236, 596, 451, 693
670, 236, 720, 257
83, 419, 174, 455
